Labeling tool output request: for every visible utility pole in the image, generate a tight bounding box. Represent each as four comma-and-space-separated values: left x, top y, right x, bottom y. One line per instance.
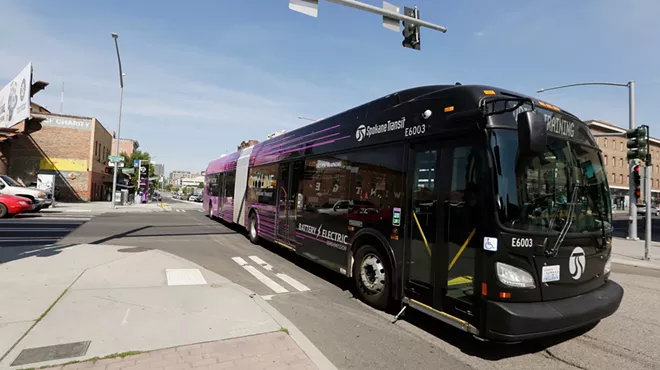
111, 33, 124, 209
289, 0, 447, 50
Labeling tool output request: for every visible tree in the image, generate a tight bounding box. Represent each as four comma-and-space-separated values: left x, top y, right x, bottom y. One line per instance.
119, 149, 158, 189
197, 182, 204, 189
164, 184, 173, 192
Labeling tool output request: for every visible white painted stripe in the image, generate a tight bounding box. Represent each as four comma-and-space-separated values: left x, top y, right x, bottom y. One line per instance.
275, 273, 310, 292
232, 257, 248, 266
120, 308, 130, 326
181, 209, 186, 213
249, 255, 273, 271
261, 295, 274, 301
243, 265, 289, 293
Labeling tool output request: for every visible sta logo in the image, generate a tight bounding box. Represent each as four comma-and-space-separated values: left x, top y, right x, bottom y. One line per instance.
568, 247, 586, 280
355, 125, 366, 142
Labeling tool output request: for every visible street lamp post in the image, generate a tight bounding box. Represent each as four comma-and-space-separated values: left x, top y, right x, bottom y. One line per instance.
110, 33, 124, 209
537, 81, 639, 241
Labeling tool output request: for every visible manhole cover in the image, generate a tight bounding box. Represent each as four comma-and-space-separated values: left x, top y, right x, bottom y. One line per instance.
117, 247, 151, 253
12, 341, 91, 366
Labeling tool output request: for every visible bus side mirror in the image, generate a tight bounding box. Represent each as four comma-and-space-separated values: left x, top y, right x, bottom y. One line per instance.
518, 111, 547, 155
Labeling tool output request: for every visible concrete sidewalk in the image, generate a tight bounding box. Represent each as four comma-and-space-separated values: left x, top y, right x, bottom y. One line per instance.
0, 244, 335, 370
612, 237, 660, 270
43, 202, 169, 214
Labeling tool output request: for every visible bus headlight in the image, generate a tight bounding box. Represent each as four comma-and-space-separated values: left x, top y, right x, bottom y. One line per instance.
496, 262, 536, 288
604, 254, 612, 276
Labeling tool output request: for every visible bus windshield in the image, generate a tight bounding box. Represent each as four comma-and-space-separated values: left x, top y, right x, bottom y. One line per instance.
490, 129, 612, 234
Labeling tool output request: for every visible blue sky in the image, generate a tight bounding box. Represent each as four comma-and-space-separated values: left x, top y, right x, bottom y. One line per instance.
1, 0, 658, 174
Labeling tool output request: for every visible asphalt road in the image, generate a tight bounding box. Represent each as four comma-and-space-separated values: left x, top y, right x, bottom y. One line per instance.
57, 198, 660, 370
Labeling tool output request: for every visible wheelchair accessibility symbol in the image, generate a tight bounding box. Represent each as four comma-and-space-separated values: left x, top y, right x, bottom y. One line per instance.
483, 237, 498, 252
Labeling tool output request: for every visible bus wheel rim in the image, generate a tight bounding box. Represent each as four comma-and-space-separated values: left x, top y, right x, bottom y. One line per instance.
250, 218, 257, 239
360, 253, 385, 294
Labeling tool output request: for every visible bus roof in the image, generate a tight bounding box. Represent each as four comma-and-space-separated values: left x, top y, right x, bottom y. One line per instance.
206, 84, 579, 173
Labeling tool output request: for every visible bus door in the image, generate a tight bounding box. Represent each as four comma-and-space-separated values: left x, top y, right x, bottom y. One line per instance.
404, 138, 483, 324
217, 173, 226, 216
276, 160, 304, 247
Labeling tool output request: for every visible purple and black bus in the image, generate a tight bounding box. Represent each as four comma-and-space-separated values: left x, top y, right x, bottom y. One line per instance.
204, 84, 623, 342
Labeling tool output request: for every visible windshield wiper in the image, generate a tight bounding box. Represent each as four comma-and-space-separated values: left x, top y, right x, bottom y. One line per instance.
547, 185, 579, 256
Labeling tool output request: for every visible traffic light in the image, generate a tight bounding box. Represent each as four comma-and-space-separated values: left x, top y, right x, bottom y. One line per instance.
104, 166, 112, 174
402, 6, 421, 50
626, 125, 649, 161
633, 165, 642, 200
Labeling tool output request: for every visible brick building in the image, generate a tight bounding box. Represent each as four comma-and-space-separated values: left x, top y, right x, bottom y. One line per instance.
586, 120, 660, 209
6, 113, 113, 201
112, 135, 139, 157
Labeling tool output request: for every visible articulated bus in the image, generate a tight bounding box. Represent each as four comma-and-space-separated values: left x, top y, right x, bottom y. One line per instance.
204, 84, 624, 342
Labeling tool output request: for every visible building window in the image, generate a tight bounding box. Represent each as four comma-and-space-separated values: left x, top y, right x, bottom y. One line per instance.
612, 173, 616, 183
613, 156, 616, 167
620, 174, 623, 184
620, 142, 623, 151
94, 141, 98, 157
620, 158, 623, 168
604, 138, 608, 148
604, 155, 608, 165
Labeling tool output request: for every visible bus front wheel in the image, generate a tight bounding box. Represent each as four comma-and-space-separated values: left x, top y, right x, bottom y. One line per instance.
353, 244, 390, 310
248, 213, 259, 244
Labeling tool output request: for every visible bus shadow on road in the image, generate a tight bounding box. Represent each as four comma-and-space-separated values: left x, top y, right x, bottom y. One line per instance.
402, 308, 599, 360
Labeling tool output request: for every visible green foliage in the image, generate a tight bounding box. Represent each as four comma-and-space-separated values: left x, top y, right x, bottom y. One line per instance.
164, 184, 174, 192
197, 182, 204, 189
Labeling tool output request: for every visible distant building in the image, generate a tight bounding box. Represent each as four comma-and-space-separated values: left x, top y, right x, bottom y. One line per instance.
587, 120, 660, 209
152, 163, 165, 177
169, 170, 191, 186
7, 112, 113, 201
111, 135, 139, 157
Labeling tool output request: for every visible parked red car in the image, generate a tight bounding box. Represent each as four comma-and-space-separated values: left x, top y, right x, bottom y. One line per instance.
0, 194, 33, 218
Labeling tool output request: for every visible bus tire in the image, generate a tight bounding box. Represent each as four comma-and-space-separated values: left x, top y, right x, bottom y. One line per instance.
248, 212, 259, 244
353, 244, 390, 310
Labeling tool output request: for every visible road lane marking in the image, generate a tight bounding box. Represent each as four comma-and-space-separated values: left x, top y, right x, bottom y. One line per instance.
261, 295, 274, 300
248, 255, 310, 292
232, 257, 288, 293
275, 273, 310, 292
249, 255, 273, 271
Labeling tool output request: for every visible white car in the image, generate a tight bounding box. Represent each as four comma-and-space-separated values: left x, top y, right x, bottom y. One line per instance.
0, 175, 51, 210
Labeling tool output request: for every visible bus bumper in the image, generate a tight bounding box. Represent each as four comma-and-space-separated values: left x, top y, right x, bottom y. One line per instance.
485, 280, 624, 342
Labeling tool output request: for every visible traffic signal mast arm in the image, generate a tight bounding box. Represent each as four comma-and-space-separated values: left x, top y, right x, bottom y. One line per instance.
289, 0, 447, 50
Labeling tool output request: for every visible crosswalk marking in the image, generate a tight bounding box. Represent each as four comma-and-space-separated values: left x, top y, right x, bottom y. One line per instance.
246, 255, 310, 292
249, 255, 273, 271
244, 265, 289, 293
174, 209, 187, 213
232, 257, 248, 266
275, 273, 310, 292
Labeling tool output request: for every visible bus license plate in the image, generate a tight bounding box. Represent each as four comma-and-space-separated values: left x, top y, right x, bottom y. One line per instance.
542, 265, 560, 282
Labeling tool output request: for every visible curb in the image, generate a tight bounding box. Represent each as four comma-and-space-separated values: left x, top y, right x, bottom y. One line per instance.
612, 256, 660, 270
151, 249, 338, 370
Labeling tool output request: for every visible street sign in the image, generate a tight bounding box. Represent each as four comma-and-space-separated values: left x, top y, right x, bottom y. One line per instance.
109, 161, 125, 168
134, 159, 140, 168
108, 155, 124, 163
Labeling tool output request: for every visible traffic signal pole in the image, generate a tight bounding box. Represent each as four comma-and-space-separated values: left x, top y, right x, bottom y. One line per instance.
645, 156, 652, 260
628, 81, 637, 240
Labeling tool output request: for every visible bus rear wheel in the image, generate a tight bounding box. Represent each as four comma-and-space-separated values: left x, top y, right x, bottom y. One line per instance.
248, 213, 259, 244
353, 244, 390, 310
